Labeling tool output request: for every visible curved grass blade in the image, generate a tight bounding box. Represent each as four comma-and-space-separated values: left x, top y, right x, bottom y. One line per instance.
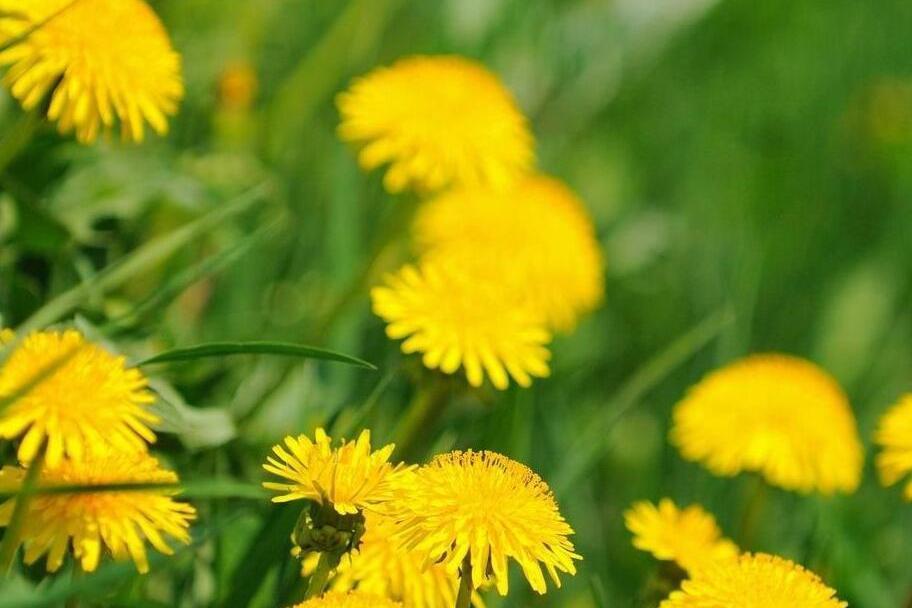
137, 341, 376, 370
0, 478, 267, 500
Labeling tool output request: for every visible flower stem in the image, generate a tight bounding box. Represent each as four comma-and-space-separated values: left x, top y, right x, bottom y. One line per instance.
455, 555, 473, 608
304, 551, 335, 599
0, 440, 46, 575
738, 474, 768, 547
0, 108, 41, 179
394, 377, 450, 460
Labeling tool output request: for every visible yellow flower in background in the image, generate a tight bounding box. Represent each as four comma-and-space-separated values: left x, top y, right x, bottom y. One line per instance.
670, 354, 863, 494
0, 329, 157, 467
338, 55, 534, 193
0, 450, 195, 573
0, 0, 183, 143
263, 428, 409, 515
290, 591, 401, 608
371, 259, 551, 390
413, 174, 604, 332
660, 553, 846, 608
875, 394, 912, 500
624, 498, 738, 573
391, 450, 580, 596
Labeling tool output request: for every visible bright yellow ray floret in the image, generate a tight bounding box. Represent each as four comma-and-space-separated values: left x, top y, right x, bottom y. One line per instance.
371, 259, 551, 390
338, 55, 534, 193
0, 329, 158, 467
413, 174, 604, 332
290, 591, 401, 608
262, 428, 410, 515
391, 450, 580, 596
0, 450, 195, 573
670, 354, 863, 495
875, 394, 912, 500
660, 553, 847, 608
0, 0, 183, 143
625, 498, 738, 574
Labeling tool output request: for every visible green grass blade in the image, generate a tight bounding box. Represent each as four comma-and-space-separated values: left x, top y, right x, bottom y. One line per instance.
0, 478, 267, 500
137, 341, 376, 370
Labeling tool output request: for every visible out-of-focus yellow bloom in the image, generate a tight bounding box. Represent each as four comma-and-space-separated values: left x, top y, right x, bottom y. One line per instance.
670, 354, 863, 494
413, 174, 604, 332
0, 0, 183, 143
0, 329, 157, 467
660, 553, 846, 608
290, 591, 401, 608
263, 428, 409, 515
0, 328, 13, 345
875, 394, 912, 500
391, 450, 580, 596
0, 451, 195, 573
624, 498, 738, 573
338, 55, 534, 193
371, 259, 551, 390
217, 61, 258, 112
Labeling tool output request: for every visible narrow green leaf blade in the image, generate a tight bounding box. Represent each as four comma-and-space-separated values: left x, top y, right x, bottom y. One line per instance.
137, 341, 376, 370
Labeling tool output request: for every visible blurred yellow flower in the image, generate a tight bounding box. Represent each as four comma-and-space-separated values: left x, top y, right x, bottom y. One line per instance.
0, 0, 183, 143
0, 329, 157, 467
670, 354, 863, 494
661, 553, 846, 608
875, 394, 912, 500
0, 328, 13, 345
624, 498, 738, 573
263, 428, 409, 515
290, 591, 401, 608
338, 55, 534, 193
0, 451, 195, 573
391, 450, 580, 596
414, 174, 604, 332
371, 259, 551, 390
218, 61, 258, 112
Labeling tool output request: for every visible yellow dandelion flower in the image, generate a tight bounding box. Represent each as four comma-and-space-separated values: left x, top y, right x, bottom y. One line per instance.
290, 591, 401, 608
0, 450, 195, 573
875, 394, 912, 500
670, 354, 863, 494
413, 174, 604, 331
391, 450, 580, 596
624, 498, 738, 573
371, 259, 551, 390
661, 553, 847, 608
338, 55, 534, 193
0, 0, 183, 143
263, 428, 409, 515
0, 329, 157, 467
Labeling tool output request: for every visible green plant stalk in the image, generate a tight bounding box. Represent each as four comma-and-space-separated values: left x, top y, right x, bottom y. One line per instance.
394, 378, 451, 460
738, 475, 768, 547
0, 109, 41, 178
454, 556, 473, 608
305, 552, 336, 599
0, 441, 46, 575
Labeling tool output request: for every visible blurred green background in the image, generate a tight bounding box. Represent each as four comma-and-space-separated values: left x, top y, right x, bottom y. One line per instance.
1, 0, 911, 606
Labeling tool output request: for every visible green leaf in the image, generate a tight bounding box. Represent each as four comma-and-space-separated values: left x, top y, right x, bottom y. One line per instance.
137, 341, 376, 370
0, 478, 266, 500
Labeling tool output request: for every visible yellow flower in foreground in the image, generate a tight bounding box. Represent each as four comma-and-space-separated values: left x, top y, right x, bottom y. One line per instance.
875, 394, 912, 500
371, 260, 551, 390
671, 354, 863, 494
290, 591, 401, 608
625, 499, 738, 573
338, 55, 534, 193
414, 175, 604, 332
661, 553, 846, 608
0, 451, 195, 573
0, 0, 183, 143
263, 428, 408, 515
392, 450, 580, 596
0, 329, 157, 466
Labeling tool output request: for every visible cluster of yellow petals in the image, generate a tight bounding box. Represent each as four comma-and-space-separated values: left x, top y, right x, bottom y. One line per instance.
0, 329, 158, 467
0, 0, 183, 143
290, 591, 401, 608
661, 553, 847, 608
338, 55, 533, 194
875, 394, 912, 500
671, 354, 864, 494
262, 428, 410, 515
371, 260, 551, 390
0, 450, 195, 573
390, 450, 579, 596
625, 498, 738, 573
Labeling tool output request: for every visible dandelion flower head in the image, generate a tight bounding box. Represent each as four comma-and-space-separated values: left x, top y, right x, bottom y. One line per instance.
290, 591, 401, 608
0, 329, 157, 466
338, 55, 534, 193
0, 450, 195, 573
875, 394, 912, 500
0, 0, 183, 143
671, 354, 863, 494
391, 450, 580, 596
